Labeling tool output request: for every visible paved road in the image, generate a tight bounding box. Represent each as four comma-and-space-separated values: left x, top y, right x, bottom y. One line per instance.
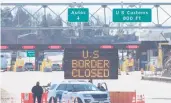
1, 71, 171, 103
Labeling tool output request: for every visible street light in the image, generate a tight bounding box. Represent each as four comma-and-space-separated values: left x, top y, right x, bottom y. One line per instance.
17, 32, 37, 57
66, 37, 78, 44
17, 32, 37, 44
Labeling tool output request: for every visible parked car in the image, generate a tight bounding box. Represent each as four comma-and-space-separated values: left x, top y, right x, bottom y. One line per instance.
24, 62, 34, 71
48, 80, 110, 103
52, 64, 61, 71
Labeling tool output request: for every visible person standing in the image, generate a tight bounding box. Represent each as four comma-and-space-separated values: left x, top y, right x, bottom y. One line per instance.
97, 83, 106, 91
88, 79, 93, 83
42, 57, 52, 72
15, 56, 24, 72
32, 82, 43, 103
1, 55, 8, 71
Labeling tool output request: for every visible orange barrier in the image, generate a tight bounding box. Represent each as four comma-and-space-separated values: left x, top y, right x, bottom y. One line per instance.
21, 92, 144, 103
42, 93, 48, 103
21, 93, 32, 103
21, 93, 47, 103
110, 91, 136, 103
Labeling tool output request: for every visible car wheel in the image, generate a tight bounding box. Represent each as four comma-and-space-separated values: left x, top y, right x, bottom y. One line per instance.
56, 97, 61, 103
48, 97, 56, 103
74, 97, 83, 103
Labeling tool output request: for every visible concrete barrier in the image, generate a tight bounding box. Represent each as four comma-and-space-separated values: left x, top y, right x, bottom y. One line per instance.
0, 88, 17, 103
142, 76, 171, 83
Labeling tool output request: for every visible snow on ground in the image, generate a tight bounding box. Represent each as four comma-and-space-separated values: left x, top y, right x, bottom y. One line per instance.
0, 71, 64, 102
1, 71, 171, 103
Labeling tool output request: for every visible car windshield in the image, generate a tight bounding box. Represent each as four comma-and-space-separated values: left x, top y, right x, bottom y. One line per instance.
50, 84, 57, 90
73, 84, 99, 91
53, 64, 59, 66
25, 63, 33, 65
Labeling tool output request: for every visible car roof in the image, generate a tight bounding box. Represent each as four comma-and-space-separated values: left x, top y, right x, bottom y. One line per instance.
53, 64, 59, 65
25, 62, 33, 64
60, 80, 91, 84
50, 80, 92, 87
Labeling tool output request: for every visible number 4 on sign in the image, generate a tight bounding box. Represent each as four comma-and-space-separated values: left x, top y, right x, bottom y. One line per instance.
77, 16, 80, 20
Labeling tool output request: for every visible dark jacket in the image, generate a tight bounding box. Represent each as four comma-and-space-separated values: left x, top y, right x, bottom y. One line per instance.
32, 85, 43, 96
97, 86, 106, 91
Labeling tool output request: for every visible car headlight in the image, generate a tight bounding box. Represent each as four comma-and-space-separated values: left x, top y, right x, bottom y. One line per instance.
84, 99, 91, 103
107, 93, 109, 97
107, 93, 110, 100
83, 94, 92, 97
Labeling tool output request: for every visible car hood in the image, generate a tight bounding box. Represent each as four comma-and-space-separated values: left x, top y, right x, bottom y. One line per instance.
77, 91, 108, 94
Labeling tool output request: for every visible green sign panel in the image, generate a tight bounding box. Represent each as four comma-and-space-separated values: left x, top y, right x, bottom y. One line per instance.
27, 50, 35, 57
113, 9, 152, 22
68, 8, 89, 22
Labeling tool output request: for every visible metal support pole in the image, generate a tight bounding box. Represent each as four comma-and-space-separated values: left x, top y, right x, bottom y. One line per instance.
80, 2, 84, 38
43, 5, 47, 22
17, 6, 20, 26
119, 1, 124, 36
17, 37, 18, 44
102, 5, 107, 24
70, 38, 72, 44
42, 5, 47, 44
1, 26, 171, 30
155, 5, 160, 25
139, 2, 142, 28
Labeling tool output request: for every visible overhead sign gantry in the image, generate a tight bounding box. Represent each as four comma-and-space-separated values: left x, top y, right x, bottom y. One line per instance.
1, 2, 171, 30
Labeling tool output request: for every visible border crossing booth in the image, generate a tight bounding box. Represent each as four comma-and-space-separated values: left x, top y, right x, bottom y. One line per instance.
137, 41, 168, 71
0, 45, 36, 71
0, 44, 63, 71
37, 44, 141, 72
117, 42, 140, 71
0, 46, 14, 71
1, 44, 141, 72
36, 45, 65, 72
161, 44, 171, 76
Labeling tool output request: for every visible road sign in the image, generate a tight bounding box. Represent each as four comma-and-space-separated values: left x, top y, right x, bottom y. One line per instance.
27, 50, 35, 57
68, 8, 89, 22
63, 47, 118, 79
113, 9, 152, 22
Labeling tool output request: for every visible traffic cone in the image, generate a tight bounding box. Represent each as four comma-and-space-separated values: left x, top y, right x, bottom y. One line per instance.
118, 68, 121, 75
141, 68, 144, 75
